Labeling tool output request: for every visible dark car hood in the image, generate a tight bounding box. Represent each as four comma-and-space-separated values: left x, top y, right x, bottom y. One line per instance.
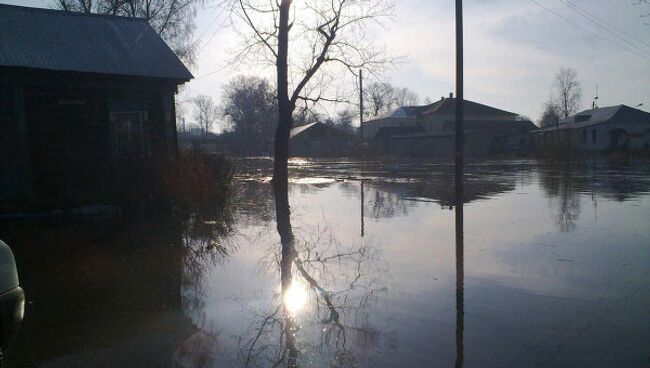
0, 240, 19, 294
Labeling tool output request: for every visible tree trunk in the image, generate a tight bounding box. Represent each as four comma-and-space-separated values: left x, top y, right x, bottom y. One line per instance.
274, 0, 294, 241
274, 4, 298, 365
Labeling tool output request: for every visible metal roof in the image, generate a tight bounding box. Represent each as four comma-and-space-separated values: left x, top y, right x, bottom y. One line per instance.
289, 122, 355, 139
422, 98, 518, 117
364, 97, 518, 124
290, 123, 318, 138
366, 104, 436, 122
534, 105, 650, 132
0, 4, 193, 81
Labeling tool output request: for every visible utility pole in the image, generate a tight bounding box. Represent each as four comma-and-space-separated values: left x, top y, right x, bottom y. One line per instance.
455, 0, 464, 181
454, 1, 465, 368
359, 69, 364, 140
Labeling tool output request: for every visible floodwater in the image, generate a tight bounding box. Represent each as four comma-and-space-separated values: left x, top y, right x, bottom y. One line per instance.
2, 159, 650, 367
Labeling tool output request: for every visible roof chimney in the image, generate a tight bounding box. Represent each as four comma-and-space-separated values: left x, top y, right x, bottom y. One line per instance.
441, 96, 445, 101
449, 92, 453, 99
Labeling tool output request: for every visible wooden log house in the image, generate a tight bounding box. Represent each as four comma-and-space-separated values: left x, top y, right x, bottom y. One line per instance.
0, 4, 193, 213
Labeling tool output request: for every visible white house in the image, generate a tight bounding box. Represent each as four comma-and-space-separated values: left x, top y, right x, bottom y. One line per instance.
535, 105, 650, 152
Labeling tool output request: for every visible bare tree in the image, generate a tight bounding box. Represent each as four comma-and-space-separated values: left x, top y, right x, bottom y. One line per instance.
364, 82, 418, 117
220, 4, 396, 359
365, 82, 395, 117
538, 101, 561, 128
53, 0, 203, 66
221, 75, 278, 143
553, 68, 582, 119
392, 86, 419, 107
225, 0, 396, 196
192, 95, 219, 134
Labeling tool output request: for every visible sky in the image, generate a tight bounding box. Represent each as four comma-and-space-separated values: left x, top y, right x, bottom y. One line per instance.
3, 0, 650, 125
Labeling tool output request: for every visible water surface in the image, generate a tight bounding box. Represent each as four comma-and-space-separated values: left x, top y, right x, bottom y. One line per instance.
2, 160, 650, 367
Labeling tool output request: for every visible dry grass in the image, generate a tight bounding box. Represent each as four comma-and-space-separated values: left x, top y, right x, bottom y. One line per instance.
171, 149, 236, 213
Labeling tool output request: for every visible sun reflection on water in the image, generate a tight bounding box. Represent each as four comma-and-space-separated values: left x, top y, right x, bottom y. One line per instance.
283, 282, 309, 315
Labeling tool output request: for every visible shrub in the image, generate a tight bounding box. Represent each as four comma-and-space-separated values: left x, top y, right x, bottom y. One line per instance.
173, 149, 236, 213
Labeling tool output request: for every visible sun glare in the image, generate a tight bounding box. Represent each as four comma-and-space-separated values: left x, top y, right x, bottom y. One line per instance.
283, 282, 308, 315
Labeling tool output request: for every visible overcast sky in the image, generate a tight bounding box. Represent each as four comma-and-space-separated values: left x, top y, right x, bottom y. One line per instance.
4, 0, 650, 124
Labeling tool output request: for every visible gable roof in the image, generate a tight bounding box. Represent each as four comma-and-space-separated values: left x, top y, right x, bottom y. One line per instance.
561, 105, 650, 128
290, 122, 355, 139
422, 98, 517, 117
535, 105, 650, 132
392, 105, 434, 117
364, 97, 518, 124
290, 123, 318, 138
0, 4, 193, 81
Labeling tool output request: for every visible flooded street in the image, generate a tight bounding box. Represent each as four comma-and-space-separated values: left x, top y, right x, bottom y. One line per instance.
2, 159, 650, 367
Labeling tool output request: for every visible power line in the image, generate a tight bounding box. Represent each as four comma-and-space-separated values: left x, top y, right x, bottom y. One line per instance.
529, 0, 650, 61
530, 0, 650, 60
561, 0, 650, 49
558, 0, 650, 56
196, 12, 230, 55
193, 6, 221, 44
195, 63, 230, 79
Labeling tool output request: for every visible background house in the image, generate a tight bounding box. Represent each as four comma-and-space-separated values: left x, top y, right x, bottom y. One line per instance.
0, 5, 192, 213
289, 122, 356, 157
361, 104, 431, 140
386, 120, 536, 158
363, 94, 535, 157
533, 105, 650, 152
362, 93, 520, 139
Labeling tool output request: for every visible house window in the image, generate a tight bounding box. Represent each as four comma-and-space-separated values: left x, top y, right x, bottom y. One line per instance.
592, 129, 597, 143
111, 111, 146, 157
582, 129, 587, 143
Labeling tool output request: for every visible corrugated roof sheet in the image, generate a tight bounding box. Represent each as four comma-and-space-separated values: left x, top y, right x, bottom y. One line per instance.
365, 98, 518, 124
0, 4, 193, 81
535, 105, 650, 132
422, 98, 517, 117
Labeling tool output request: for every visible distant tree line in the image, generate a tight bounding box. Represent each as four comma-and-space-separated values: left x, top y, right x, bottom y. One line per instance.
183, 75, 360, 146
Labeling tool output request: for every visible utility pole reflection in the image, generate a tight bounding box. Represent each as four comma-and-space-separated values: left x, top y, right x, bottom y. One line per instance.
454, 0, 464, 367
361, 180, 365, 237
455, 187, 464, 368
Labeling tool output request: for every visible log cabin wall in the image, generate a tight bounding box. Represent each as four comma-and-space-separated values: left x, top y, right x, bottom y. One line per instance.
0, 86, 21, 210
0, 68, 181, 213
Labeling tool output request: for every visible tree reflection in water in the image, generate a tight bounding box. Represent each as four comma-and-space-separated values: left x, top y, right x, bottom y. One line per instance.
230, 183, 386, 367
538, 163, 650, 233
177, 207, 237, 367
540, 167, 582, 233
